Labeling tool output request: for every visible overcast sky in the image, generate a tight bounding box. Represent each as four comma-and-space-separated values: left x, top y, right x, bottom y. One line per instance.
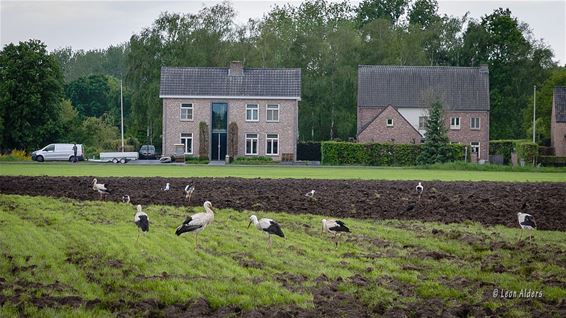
1, 0, 565, 64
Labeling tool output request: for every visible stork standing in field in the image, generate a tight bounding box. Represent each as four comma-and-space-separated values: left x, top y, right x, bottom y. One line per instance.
321, 219, 350, 247
134, 205, 149, 240
305, 190, 315, 200
92, 178, 110, 200
122, 195, 131, 204
175, 201, 215, 249
416, 182, 424, 198
162, 183, 170, 191
248, 215, 285, 250
517, 212, 536, 241
184, 184, 195, 202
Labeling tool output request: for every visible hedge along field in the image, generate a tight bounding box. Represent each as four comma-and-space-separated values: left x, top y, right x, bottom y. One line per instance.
321, 141, 466, 166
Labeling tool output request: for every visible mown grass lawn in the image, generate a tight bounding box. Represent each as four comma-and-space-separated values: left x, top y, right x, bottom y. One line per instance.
0, 195, 565, 317
1, 162, 565, 182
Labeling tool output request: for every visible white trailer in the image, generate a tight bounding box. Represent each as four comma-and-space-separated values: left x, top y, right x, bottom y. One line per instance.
99, 152, 139, 163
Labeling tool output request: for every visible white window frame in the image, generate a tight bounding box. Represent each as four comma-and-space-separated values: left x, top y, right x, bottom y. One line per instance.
470, 141, 480, 159
418, 116, 428, 130
266, 134, 279, 156
266, 104, 280, 122
245, 133, 258, 155
246, 104, 259, 122
470, 117, 481, 130
180, 103, 193, 121
386, 118, 393, 127
450, 117, 460, 129
180, 133, 193, 154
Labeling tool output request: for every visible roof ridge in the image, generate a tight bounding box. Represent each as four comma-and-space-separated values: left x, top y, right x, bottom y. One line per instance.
358, 64, 484, 70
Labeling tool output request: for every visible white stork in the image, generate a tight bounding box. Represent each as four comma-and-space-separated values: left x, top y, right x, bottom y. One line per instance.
416, 182, 424, 197
134, 205, 149, 240
321, 219, 350, 247
162, 183, 170, 191
184, 184, 195, 202
248, 215, 285, 250
517, 212, 536, 241
175, 201, 215, 249
122, 195, 131, 204
305, 190, 316, 199
92, 178, 110, 200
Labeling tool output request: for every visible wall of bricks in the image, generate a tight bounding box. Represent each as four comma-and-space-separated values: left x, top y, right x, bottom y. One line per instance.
358, 106, 422, 144
357, 107, 384, 132
551, 100, 566, 156
162, 98, 298, 160
445, 111, 490, 160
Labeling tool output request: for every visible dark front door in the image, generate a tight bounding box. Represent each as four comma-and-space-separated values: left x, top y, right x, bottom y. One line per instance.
211, 103, 228, 160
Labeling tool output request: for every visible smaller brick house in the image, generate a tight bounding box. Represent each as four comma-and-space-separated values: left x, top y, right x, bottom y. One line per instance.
160, 62, 301, 161
357, 65, 490, 160
551, 86, 566, 156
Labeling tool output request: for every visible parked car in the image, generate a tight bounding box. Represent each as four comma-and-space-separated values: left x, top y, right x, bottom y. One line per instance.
139, 145, 157, 159
32, 143, 84, 162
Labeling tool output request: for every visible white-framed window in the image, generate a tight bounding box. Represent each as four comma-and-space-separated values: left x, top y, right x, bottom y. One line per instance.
180, 133, 193, 154
419, 116, 428, 130
450, 117, 460, 129
266, 134, 279, 155
245, 133, 258, 155
246, 104, 259, 122
471, 141, 480, 159
386, 118, 393, 127
180, 103, 193, 121
470, 117, 480, 130
266, 104, 280, 122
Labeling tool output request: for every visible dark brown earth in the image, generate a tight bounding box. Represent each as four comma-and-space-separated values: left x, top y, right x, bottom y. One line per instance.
1, 176, 565, 230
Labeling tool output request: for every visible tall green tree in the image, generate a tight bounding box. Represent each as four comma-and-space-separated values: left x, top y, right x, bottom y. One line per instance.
356, 0, 409, 27
0, 40, 64, 151
461, 8, 554, 139
417, 101, 452, 164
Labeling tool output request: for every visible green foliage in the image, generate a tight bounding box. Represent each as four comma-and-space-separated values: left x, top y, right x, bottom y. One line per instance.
76, 115, 119, 155
110, 136, 140, 152
52, 44, 128, 82
539, 156, 566, 167
185, 155, 209, 164
523, 67, 566, 142
489, 140, 538, 165
516, 142, 538, 165
461, 8, 555, 139
233, 156, 275, 165
0, 39, 64, 151
417, 101, 452, 165
0, 150, 31, 161
322, 140, 465, 166
356, 0, 410, 26
228, 122, 238, 159
321, 141, 369, 165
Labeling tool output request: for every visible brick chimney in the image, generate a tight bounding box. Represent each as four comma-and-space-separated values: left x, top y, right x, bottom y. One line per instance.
229, 61, 243, 76
479, 64, 489, 74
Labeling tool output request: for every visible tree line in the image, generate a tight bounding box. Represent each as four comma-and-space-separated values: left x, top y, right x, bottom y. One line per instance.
1, 0, 565, 153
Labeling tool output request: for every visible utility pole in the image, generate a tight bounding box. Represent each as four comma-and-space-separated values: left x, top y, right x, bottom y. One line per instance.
120, 79, 124, 152
533, 85, 537, 142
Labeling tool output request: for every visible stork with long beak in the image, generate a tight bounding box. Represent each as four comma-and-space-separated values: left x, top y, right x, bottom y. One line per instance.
175, 201, 215, 249
321, 219, 350, 247
248, 215, 285, 251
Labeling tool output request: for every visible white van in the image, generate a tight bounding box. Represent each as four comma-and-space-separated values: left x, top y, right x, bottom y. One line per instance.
32, 144, 84, 162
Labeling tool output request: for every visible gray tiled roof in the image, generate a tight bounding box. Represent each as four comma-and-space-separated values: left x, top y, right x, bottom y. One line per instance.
358, 65, 490, 111
554, 86, 566, 123
160, 67, 301, 98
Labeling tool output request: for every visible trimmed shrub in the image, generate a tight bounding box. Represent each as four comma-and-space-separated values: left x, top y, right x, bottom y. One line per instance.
321, 141, 369, 165
228, 122, 238, 159
297, 142, 321, 161
185, 156, 209, 164
233, 156, 275, 165
0, 150, 31, 161
489, 140, 516, 163
322, 141, 467, 166
539, 156, 566, 167
516, 142, 538, 165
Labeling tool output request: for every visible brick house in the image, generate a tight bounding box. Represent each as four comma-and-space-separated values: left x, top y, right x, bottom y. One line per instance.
357, 65, 490, 160
160, 62, 301, 161
551, 86, 566, 156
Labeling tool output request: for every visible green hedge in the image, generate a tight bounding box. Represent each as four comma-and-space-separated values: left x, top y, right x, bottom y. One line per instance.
489, 140, 538, 165
321, 141, 466, 166
185, 156, 209, 164
539, 156, 566, 167
233, 156, 276, 165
